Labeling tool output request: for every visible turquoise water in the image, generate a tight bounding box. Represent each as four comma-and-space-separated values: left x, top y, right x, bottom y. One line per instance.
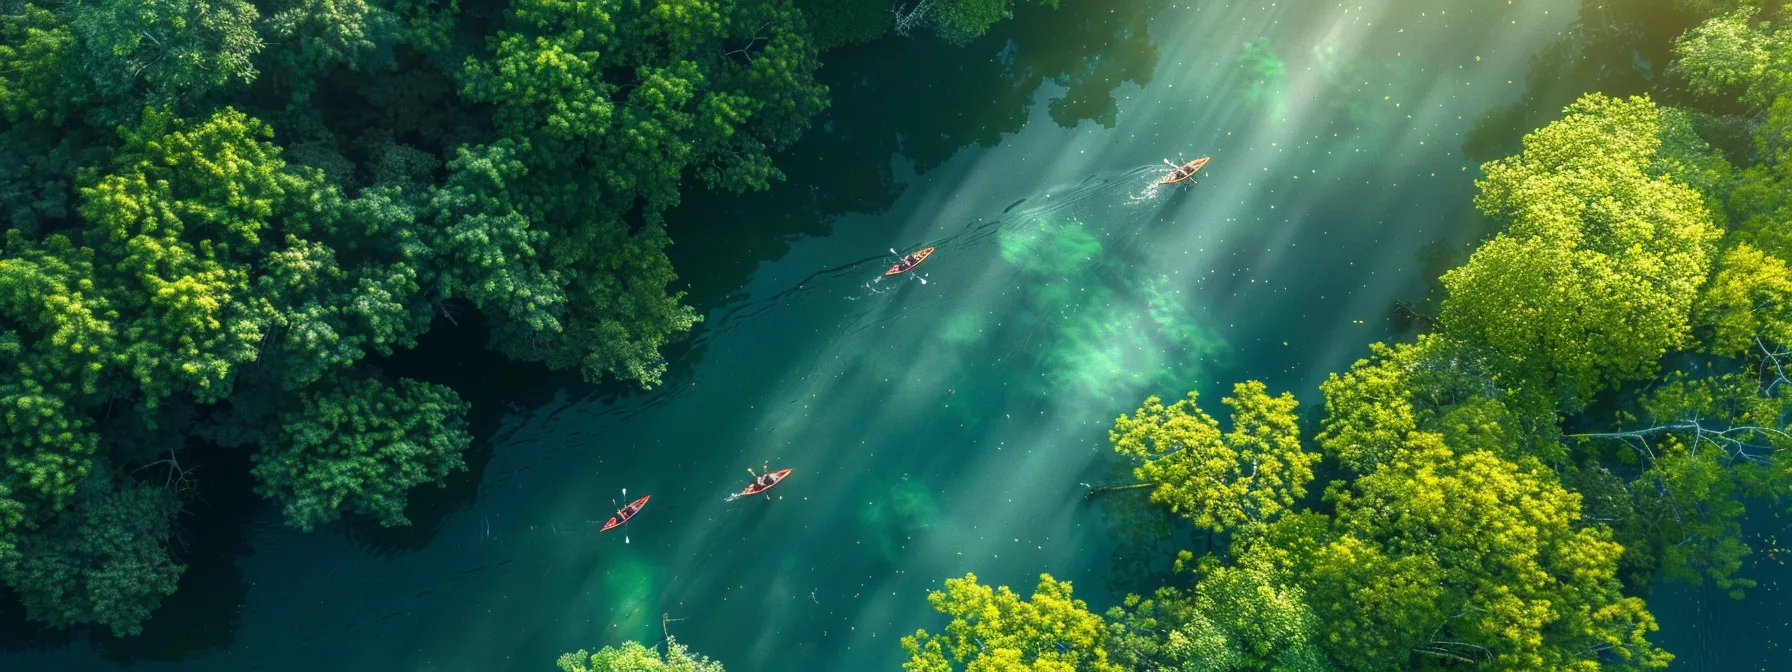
15, 0, 1782, 670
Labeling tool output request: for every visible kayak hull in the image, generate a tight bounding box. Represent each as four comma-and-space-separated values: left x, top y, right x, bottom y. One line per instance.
739, 469, 793, 497
1160, 157, 1210, 184
885, 248, 935, 276
601, 495, 651, 532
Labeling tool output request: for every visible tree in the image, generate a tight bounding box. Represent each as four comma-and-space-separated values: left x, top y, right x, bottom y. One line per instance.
1696, 243, 1792, 356
1572, 370, 1792, 598
557, 636, 725, 672
458, 0, 827, 385
256, 0, 403, 105
890, 0, 1058, 43
259, 0, 397, 72
902, 573, 1121, 672
1302, 446, 1668, 671
1107, 551, 1330, 672
251, 375, 470, 532
1, 474, 184, 637
933, 0, 1056, 42
0, 231, 112, 551
1109, 381, 1317, 533
1442, 93, 1721, 408
69, 0, 263, 109
1672, 7, 1780, 108
0, 4, 72, 123
1317, 335, 1560, 474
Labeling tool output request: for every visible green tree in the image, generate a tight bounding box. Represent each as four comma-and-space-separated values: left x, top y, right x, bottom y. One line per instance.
1317, 335, 1560, 474
259, 0, 396, 72
0, 4, 72, 123
1442, 93, 1721, 408
557, 636, 725, 671
458, 0, 827, 385
1697, 243, 1792, 355
1109, 381, 1317, 533
78, 106, 306, 406
903, 573, 1121, 672
1672, 7, 1782, 108
70, 0, 263, 108
1303, 446, 1668, 671
1108, 551, 1330, 672
252, 375, 470, 532
933, 0, 1055, 42
1, 474, 183, 637
418, 143, 564, 343
1573, 371, 1792, 598
0, 231, 112, 553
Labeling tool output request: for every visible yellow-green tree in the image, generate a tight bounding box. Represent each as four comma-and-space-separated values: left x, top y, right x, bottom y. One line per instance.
1317, 335, 1560, 474
902, 573, 1120, 672
557, 636, 724, 672
1442, 93, 1721, 408
1298, 445, 1668, 671
1696, 243, 1792, 355
1106, 550, 1329, 672
1109, 381, 1316, 533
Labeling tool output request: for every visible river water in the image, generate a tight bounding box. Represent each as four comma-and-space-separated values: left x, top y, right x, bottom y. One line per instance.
13, 0, 1784, 670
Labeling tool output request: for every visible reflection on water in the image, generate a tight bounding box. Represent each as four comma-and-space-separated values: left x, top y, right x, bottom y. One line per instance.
666, 0, 1171, 311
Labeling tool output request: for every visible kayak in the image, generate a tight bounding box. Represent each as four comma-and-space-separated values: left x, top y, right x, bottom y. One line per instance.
738, 469, 792, 497
600, 495, 651, 532
1160, 157, 1210, 184
885, 248, 935, 276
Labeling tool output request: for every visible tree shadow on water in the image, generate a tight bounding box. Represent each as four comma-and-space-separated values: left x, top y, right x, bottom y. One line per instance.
93, 446, 262, 663
353, 309, 588, 554
1461, 0, 1710, 163
0, 587, 78, 653
665, 0, 1172, 313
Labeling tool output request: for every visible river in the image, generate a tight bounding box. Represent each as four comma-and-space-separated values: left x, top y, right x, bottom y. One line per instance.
12, 0, 1782, 670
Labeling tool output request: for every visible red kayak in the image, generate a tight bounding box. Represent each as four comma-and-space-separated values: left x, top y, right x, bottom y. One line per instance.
738, 469, 792, 497
885, 248, 934, 276
1160, 157, 1209, 184
600, 495, 650, 532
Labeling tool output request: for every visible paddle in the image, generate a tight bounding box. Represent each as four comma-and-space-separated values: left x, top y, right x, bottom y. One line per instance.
890, 248, 928, 284
612, 488, 633, 544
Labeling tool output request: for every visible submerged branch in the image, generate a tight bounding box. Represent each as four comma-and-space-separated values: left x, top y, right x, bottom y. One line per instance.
1082, 482, 1157, 500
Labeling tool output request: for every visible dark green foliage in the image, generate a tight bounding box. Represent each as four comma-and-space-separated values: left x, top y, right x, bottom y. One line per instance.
1574, 372, 1792, 598
1, 476, 183, 637
252, 375, 470, 532
796, 0, 889, 49
0, 3, 71, 123
0, 125, 93, 235
69, 0, 263, 109
457, 0, 831, 384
